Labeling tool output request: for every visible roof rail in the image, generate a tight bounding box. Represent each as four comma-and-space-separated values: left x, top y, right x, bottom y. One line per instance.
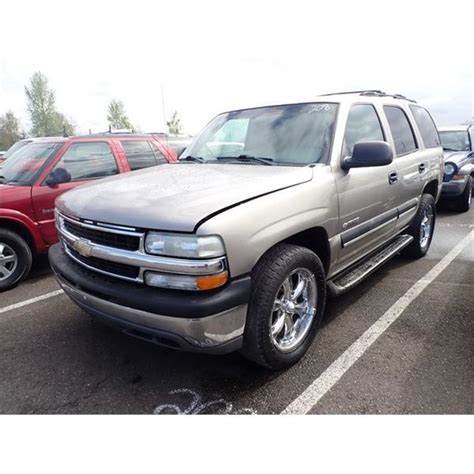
320, 90, 385, 97
320, 90, 417, 103
359, 91, 417, 103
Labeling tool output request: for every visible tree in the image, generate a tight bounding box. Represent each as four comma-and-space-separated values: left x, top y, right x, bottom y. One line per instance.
107, 99, 133, 130
0, 111, 21, 150
166, 111, 183, 135
56, 113, 76, 136
24, 71, 75, 136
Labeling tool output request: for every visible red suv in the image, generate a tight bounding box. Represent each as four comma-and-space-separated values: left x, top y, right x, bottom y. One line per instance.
0, 134, 177, 291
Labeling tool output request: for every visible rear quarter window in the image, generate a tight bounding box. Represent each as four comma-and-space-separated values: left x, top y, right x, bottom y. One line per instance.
149, 141, 168, 164
121, 140, 158, 170
383, 106, 418, 156
409, 105, 441, 148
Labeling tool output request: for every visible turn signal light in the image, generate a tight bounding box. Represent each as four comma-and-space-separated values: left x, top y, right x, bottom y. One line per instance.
145, 270, 229, 291
195, 271, 229, 290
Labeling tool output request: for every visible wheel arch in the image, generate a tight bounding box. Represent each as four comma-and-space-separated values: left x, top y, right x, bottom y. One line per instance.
254, 226, 331, 276
0, 216, 40, 254
422, 179, 439, 200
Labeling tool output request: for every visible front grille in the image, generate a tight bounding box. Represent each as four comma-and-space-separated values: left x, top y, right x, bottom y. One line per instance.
67, 245, 140, 279
63, 219, 140, 251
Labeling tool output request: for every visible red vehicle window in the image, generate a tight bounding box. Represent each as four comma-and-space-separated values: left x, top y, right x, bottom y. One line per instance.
149, 141, 168, 164
121, 140, 161, 170
0, 142, 62, 186
54, 142, 118, 181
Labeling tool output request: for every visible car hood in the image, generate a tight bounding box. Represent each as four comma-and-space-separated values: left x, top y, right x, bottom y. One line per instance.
56, 163, 313, 232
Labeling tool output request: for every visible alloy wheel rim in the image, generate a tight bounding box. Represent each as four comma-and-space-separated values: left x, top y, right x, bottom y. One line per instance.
0, 243, 18, 282
269, 268, 317, 352
420, 205, 434, 249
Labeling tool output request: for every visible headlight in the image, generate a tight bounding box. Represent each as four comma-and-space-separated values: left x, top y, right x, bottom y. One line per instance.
145, 232, 225, 258
444, 162, 457, 176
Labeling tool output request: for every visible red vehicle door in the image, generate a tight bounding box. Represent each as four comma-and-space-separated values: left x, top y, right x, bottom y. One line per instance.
31, 140, 123, 245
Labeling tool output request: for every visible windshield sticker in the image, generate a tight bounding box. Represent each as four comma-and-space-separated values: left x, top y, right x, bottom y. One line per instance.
307, 104, 332, 113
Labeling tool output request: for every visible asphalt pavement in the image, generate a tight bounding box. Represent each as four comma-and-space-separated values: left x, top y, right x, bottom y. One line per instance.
0, 207, 472, 414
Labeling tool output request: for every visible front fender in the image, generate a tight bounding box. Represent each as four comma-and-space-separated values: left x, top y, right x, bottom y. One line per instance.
457, 163, 474, 176
196, 169, 338, 278
0, 208, 47, 253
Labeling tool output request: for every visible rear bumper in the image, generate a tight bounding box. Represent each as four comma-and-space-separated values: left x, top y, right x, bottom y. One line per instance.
49, 244, 250, 353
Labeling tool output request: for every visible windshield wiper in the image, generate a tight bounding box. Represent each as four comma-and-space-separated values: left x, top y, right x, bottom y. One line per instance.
442, 147, 460, 152
0, 175, 6, 184
216, 155, 275, 166
179, 155, 205, 163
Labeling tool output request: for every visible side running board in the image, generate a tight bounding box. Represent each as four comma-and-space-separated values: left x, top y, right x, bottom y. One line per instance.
328, 234, 414, 297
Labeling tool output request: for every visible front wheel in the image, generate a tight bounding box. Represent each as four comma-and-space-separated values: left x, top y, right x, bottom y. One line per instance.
241, 244, 326, 370
0, 229, 33, 292
454, 177, 472, 212
404, 194, 436, 259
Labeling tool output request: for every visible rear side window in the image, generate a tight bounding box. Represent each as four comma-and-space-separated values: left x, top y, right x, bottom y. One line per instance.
343, 104, 384, 156
384, 106, 417, 155
56, 142, 118, 181
409, 106, 440, 148
121, 140, 158, 170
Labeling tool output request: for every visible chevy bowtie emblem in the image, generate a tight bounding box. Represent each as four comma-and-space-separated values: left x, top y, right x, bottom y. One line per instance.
73, 239, 93, 258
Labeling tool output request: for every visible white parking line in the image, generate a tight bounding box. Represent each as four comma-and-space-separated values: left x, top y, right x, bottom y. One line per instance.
282, 230, 473, 415
0, 290, 64, 316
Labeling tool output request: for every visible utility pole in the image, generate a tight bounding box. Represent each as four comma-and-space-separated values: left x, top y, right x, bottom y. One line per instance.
161, 83, 167, 134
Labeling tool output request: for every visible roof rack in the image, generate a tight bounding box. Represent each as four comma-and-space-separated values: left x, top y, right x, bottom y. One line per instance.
320, 90, 417, 103
320, 90, 385, 97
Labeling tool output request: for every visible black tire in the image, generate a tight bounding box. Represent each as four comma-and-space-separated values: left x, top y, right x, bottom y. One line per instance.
241, 244, 326, 370
454, 177, 472, 213
404, 194, 436, 259
0, 229, 32, 292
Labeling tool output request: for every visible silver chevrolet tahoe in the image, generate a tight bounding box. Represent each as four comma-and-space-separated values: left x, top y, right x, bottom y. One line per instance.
49, 90, 443, 370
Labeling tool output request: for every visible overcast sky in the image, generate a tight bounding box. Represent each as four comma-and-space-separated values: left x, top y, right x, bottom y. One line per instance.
1, 0, 472, 135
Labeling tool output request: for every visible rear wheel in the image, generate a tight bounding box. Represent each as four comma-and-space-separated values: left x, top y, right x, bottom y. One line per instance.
241, 244, 326, 370
404, 194, 436, 259
454, 177, 472, 212
0, 229, 32, 292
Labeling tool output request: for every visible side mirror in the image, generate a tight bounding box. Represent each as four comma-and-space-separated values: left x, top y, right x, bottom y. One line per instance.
45, 167, 72, 186
342, 141, 393, 170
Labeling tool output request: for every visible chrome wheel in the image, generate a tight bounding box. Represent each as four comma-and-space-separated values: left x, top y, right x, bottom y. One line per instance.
419, 204, 434, 250
269, 268, 317, 352
0, 243, 18, 282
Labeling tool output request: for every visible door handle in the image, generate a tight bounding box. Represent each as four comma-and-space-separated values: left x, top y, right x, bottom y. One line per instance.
388, 171, 398, 185
418, 163, 426, 173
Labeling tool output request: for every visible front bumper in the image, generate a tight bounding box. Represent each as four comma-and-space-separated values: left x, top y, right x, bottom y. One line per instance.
441, 178, 468, 198
49, 244, 250, 354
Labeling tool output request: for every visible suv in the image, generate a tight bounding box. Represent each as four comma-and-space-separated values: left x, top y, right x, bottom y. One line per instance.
438, 125, 474, 211
49, 91, 443, 369
0, 134, 176, 291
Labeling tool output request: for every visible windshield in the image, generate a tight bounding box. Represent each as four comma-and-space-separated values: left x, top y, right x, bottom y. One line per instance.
183, 103, 338, 166
2, 140, 31, 160
0, 142, 63, 186
439, 131, 471, 152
